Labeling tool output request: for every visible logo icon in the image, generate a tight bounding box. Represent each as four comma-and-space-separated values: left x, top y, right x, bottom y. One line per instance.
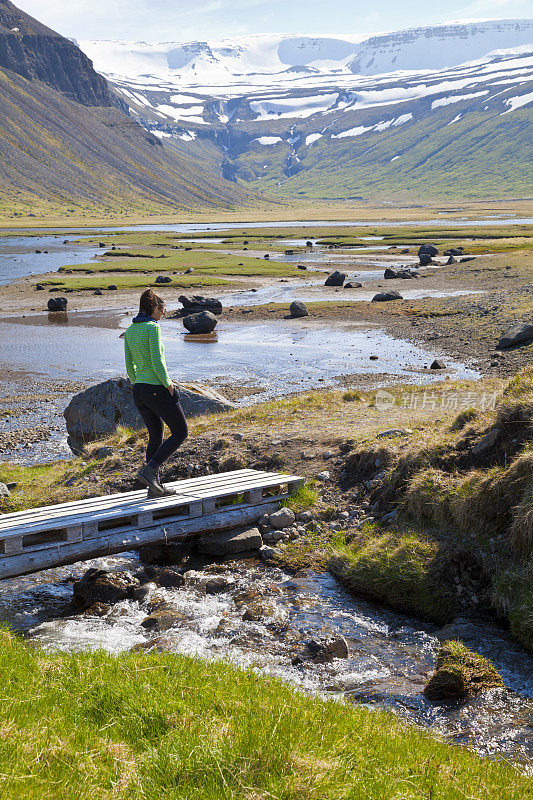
375, 389, 395, 411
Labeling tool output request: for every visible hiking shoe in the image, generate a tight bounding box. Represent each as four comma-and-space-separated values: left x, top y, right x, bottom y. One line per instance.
147, 484, 180, 499
137, 464, 165, 497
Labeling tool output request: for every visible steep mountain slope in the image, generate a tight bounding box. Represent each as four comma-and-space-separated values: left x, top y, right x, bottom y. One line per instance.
0, 1, 252, 216
80, 20, 533, 201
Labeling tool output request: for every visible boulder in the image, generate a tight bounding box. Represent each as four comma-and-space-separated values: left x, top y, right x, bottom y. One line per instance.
183, 311, 218, 334
73, 569, 140, 609
269, 508, 296, 529
497, 323, 533, 350
107, 284, 118, 290
345, 282, 362, 289
472, 427, 500, 455
372, 290, 403, 302
198, 526, 262, 555
384, 268, 398, 279
64, 377, 235, 450
178, 295, 223, 315
304, 635, 349, 663
297, 264, 307, 270
0, 482, 10, 498
444, 248, 464, 256
35, 283, 45, 290
418, 244, 438, 257
324, 270, 346, 287
306, 240, 313, 247
260, 544, 278, 564
430, 359, 446, 370
419, 253, 432, 266
289, 300, 308, 318
47, 296, 67, 311
94, 289, 103, 295
155, 275, 172, 284
141, 607, 188, 631
446, 256, 456, 265
460, 256, 476, 263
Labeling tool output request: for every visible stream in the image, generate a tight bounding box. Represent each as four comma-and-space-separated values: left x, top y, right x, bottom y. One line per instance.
0, 551, 531, 769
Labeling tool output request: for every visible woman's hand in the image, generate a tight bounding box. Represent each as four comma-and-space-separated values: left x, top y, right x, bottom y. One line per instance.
168, 384, 174, 395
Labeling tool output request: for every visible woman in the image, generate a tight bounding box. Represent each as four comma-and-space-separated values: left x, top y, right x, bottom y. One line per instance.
124, 288, 188, 497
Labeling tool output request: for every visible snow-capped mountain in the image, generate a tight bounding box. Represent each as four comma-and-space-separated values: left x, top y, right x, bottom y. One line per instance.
79, 20, 533, 199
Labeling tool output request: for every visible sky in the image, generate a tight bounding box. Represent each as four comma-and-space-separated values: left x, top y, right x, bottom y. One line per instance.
16, 0, 533, 41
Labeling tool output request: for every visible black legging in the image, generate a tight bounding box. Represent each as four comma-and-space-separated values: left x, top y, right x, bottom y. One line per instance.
133, 383, 188, 468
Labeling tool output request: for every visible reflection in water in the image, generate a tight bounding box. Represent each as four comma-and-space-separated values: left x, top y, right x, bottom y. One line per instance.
47, 311, 69, 325
184, 331, 219, 343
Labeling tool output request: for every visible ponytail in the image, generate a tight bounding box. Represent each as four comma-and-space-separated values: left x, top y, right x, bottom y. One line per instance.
139, 288, 164, 317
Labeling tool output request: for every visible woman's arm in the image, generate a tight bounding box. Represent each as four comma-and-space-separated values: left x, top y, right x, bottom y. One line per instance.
148, 324, 172, 389
124, 335, 136, 384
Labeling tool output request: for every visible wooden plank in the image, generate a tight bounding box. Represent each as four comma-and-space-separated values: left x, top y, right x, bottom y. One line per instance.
0, 501, 282, 580
0, 470, 280, 529
0, 470, 261, 526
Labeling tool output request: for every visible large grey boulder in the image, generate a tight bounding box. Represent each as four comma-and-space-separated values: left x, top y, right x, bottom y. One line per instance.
64, 377, 236, 451
497, 323, 533, 350
73, 569, 140, 609
178, 295, 223, 315
418, 244, 438, 257
419, 253, 432, 266
198, 527, 262, 555
325, 270, 346, 287
183, 311, 218, 334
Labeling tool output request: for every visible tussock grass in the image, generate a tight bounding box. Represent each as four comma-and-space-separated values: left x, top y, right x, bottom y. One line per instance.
328, 524, 454, 623
424, 640, 504, 701
280, 483, 319, 513
0, 627, 528, 799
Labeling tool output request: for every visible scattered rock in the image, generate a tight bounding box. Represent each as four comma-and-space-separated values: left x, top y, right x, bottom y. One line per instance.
94, 446, 113, 459
94, 289, 103, 295
304, 635, 349, 663
418, 244, 438, 257
269, 508, 296, 529
178, 295, 223, 315
443, 248, 464, 256
376, 428, 413, 439
446, 256, 456, 265
324, 270, 346, 287
198, 526, 262, 555
317, 470, 330, 481
73, 569, 140, 609
141, 607, 187, 631
0, 483, 10, 498
184, 268, 194, 274
183, 311, 218, 334
298, 510, 314, 523
460, 256, 476, 263
344, 281, 362, 288
35, 283, 45, 290
430, 359, 446, 370
259, 544, 278, 564
289, 300, 308, 318
155, 275, 172, 284
419, 253, 432, 267
47, 297, 67, 311
384, 268, 399, 279
297, 264, 307, 270
372, 290, 403, 302
107, 284, 118, 290
205, 576, 232, 594
497, 323, 533, 350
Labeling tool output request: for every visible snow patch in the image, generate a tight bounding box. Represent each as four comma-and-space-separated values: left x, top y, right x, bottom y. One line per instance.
501, 90, 533, 113
431, 90, 488, 108
305, 133, 323, 145
253, 136, 283, 145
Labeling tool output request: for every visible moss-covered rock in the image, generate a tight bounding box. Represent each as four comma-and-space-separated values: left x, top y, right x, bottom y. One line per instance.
424, 640, 504, 701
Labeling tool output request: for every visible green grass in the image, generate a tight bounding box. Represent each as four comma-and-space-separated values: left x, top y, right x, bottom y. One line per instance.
0, 627, 530, 799
329, 524, 455, 624
424, 640, 504, 701
38, 274, 231, 291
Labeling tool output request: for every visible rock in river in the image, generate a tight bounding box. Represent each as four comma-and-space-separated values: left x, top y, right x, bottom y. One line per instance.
324, 270, 345, 287
64, 377, 235, 450
47, 296, 67, 311
289, 300, 308, 318
372, 290, 403, 302
73, 568, 140, 609
183, 311, 218, 334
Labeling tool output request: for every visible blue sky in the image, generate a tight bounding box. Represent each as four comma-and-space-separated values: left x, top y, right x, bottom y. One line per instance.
18, 0, 532, 40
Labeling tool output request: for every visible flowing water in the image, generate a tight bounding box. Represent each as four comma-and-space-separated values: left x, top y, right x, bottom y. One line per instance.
0, 552, 531, 769
0, 234, 98, 285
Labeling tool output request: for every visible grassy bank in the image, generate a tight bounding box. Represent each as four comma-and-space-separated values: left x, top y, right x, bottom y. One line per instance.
0, 628, 529, 799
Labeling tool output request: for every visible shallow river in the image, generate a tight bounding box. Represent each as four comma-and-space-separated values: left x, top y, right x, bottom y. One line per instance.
0, 552, 531, 769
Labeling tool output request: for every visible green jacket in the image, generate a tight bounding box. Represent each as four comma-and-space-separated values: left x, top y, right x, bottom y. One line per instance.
124, 320, 171, 388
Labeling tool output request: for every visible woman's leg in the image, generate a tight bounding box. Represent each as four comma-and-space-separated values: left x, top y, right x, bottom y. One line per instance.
133, 385, 164, 462
147, 395, 188, 468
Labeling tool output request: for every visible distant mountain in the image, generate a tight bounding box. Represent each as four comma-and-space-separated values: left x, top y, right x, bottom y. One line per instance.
0, 0, 252, 216
80, 20, 533, 200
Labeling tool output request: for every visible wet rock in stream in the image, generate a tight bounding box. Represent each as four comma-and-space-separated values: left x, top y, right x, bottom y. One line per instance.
73, 568, 140, 609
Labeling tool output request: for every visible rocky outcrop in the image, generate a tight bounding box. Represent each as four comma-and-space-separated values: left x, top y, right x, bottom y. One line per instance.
63, 377, 235, 451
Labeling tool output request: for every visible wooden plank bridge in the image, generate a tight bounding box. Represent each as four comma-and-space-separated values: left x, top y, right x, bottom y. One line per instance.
0, 469, 304, 580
